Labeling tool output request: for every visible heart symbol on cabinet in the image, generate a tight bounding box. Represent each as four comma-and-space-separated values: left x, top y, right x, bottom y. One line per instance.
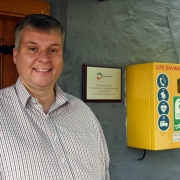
160, 105, 167, 113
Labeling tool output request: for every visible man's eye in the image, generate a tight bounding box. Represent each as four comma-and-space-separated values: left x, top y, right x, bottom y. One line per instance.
29, 47, 37, 51
50, 49, 57, 53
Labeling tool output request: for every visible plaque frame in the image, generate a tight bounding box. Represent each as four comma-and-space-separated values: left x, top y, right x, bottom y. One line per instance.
82, 64, 122, 102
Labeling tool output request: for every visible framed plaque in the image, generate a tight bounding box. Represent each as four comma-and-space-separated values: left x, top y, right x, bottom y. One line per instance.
82, 64, 122, 102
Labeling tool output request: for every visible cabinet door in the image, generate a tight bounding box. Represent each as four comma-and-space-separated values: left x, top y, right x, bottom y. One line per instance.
0, 0, 50, 89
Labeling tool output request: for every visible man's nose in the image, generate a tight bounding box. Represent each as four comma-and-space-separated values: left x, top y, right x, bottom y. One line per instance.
38, 50, 50, 63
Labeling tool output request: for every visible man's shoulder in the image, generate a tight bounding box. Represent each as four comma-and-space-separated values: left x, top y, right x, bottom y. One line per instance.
62, 91, 91, 109
64, 92, 85, 104
0, 85, 16, 99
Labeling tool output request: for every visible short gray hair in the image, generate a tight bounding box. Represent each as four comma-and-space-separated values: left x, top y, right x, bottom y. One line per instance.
14, 14, 65, 50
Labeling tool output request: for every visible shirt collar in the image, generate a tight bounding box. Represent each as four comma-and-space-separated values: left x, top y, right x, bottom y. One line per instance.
54, 84, 70, 106
15, 78, 31, 107
15, 78, 70, 108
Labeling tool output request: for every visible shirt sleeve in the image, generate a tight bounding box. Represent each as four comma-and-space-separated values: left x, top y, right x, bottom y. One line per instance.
90, 110, 110, 180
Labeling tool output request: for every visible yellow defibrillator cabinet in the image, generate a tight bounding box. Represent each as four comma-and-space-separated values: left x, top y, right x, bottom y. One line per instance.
126, 62, 180, 150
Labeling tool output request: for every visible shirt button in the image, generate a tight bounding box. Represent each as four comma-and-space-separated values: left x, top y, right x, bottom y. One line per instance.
61, 158, 65, 164
51, 132, 57, 140
53, 135, 58, 141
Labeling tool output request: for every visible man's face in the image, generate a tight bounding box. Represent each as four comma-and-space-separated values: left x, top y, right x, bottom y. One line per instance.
13, 28, 63, 93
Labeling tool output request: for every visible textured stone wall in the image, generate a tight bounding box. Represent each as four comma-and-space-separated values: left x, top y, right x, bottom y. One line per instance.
52, 0, 180, 179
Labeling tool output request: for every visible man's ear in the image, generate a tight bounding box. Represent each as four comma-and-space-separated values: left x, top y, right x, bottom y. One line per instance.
13, 48, 18, 64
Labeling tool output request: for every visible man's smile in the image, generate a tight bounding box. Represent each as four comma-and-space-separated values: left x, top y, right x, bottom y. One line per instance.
33, 68, 51, 72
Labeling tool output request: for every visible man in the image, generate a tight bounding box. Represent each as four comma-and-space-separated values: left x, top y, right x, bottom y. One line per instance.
0, 14, 110, 179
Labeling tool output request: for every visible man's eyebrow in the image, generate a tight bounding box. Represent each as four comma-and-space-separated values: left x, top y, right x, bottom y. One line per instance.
50, 43, 62, 47
25, 41, 37, 45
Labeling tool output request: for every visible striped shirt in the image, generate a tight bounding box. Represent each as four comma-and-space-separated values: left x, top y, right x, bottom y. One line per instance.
0, 78, 110, 180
